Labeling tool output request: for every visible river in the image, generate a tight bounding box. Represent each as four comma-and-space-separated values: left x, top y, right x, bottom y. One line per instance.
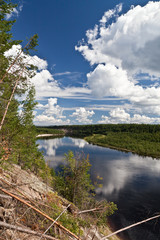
37, 136, 160, 240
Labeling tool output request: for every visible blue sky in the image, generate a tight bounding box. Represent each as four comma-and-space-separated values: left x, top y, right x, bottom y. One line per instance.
6, 0, 160, 125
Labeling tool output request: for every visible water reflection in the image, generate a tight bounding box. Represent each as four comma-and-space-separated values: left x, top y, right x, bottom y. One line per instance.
37, 137, 88, 168
38, 138, 63, 156
95, 154, 160, 197
37, 137, 160, 240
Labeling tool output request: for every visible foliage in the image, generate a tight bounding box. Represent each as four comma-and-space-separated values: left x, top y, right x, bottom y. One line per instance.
36, 126, 64, 135
48, 123, 160, 138
53, 151, 117, 227
85, 132, 160, 158
94, 200, 118, 226
44, 124, 160, 158
0, 0, 46, 176
54, 151, 94, 208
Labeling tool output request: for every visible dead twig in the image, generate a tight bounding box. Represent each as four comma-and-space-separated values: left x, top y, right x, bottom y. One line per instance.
40, 203, 71, 239
0, 187, 82, 240
0, 194, 12, 200
0, 66, 25, 131
0, 36, 35, 84
102, 214, 160, 239
0, 221, 58, 240
78, 207, 104, 215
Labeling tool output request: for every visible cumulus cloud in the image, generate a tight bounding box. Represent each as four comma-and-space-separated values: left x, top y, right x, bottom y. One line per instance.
44, 98, 65, 118
98, 108, 160, 124
99, 3, 122, 26
34, 98, 70, 125
4, 44, 48, 71
87, 63, 136, 98
4, 44, 90, 100
70, 107, 95, 124
34, 115, 70, 126
77, 2, 160, 76
76, 2, 160, 119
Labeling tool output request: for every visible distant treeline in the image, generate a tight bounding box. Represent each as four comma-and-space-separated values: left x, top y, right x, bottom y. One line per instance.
36, 124, 160, 158
36, 127, 64, 135
36, 124, 160, 137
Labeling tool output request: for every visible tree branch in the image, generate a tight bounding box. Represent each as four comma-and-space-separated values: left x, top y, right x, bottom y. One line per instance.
0, 221, 58, 240
102, 214, 160, 239
0, 187, 82, 240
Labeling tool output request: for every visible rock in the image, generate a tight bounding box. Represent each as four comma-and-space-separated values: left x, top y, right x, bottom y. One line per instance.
4, 208, 15, 223
0, 207, 5, 220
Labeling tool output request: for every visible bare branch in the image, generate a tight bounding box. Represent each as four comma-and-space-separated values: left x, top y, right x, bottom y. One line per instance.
0, 36, 35, 84
0, 221, 58, 240
40, 204, 71, 239
102, 214, 160, 239
78, 207, 104, 215
0, 187, 82, 240
0, 66, 25, 131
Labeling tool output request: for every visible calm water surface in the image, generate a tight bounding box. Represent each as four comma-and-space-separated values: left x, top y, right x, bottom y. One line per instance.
37, 137, 160, 240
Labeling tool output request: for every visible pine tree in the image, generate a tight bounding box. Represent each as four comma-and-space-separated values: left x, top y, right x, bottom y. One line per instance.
16, 85, 45, 173
55, 151, 95, 208
0, 1, 44, 174
0, 0, 22, 161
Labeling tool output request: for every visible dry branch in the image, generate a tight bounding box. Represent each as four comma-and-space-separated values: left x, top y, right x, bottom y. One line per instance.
0, 177, 55, 218
0, 221, 58, 240
102, 214, 160, 239
0, 194, 12, 200
0, 187, 82, 240
78, 207, 104, 215
40, 204, 71, 239
0, 66, 25, 131
0, 36, 35, 84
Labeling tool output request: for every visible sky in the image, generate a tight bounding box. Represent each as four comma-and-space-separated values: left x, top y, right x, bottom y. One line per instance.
6, 0, 160, 125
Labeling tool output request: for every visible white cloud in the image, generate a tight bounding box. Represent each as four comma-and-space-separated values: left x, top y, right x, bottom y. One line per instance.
110, 108, 130, 121
53, 71, 72, 76
98, 108, 160, 124
100, 3, 122, 26
76, 2, 160, 119
34, 114, 70, 126
87, 63, 136, 98
34, 98, 70, 125
77, 2, 160, 76
5, 45, 90, 100
4, 44, 48, 71
44, 98, 64, 118
70, 107, 95, 124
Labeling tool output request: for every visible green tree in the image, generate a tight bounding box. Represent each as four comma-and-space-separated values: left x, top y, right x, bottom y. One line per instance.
55, 151, 95, 208
54, 151, 117, 224
14, 85, 42, 171
0, 1, 44, 175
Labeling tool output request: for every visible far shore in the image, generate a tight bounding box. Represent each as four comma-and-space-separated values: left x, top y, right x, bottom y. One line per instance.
36, 133, 64, 138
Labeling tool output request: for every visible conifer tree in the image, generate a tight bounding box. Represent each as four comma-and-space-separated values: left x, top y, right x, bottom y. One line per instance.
16, 85, 45, 173
55, 151, 95, 208
0, 0, 22, 160
0, 1, 44, 173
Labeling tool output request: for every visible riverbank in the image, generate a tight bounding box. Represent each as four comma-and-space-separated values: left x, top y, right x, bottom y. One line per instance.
36, 133, 64, 138
36, 124, 160, 159
84, 133, 160, 159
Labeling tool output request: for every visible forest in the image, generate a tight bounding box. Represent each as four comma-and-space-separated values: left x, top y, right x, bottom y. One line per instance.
37, 124, 160, 158
0, 1, 118, 239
